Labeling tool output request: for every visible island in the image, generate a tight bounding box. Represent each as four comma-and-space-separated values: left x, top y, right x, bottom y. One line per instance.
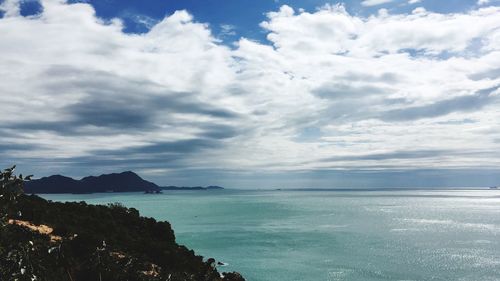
24, 171, 224, 194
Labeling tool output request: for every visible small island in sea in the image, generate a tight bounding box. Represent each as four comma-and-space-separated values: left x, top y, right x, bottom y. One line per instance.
1, 167, 243, 280
24, 171, 224, 194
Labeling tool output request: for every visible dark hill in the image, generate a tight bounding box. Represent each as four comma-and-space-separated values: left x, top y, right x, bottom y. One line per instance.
80, 171, 159, 192
25, 171, 159, 194
24, 175, 82, 193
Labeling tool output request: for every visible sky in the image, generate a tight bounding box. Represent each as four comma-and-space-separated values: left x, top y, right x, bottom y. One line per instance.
1, 0, 500, 188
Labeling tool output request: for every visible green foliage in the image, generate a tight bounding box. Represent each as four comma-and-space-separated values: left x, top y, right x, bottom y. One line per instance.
0, 167, 245, 281
0, 166, 48, 280
0, 165, 32, 194
0, 225, 66, 281
1, 165, 32, 227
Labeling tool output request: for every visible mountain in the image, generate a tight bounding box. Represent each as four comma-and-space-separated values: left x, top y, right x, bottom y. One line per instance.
24, 171, 224, 194
161, 185, 224, 191
23, 175, 82, 193
24, 171, 160, 194
80, 171, 159, 192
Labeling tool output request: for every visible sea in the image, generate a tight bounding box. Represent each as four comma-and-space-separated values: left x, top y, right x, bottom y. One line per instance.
41, 189, 500, 281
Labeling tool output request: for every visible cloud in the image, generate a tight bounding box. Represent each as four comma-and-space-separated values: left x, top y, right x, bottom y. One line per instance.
1, 1, 500, 186
219, 24, 236, 37
322, 149, 450, 162
379, 86, 500, 121
312, 82, 390, 100
477, 0, 490, 5
0, 0, 21, 17
261, 4, 500, 56
0, 142, 41, 152
361, 0, 394, 7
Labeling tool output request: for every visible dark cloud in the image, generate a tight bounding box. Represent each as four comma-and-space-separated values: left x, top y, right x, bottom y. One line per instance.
339, 71, 401, 83
2, 66, 239, 135
383, 97, 411, 105
0, 64, 242, 177
436, 118, 477, 125
251, 109, 268, 116
320, 149, 500, 164
314, 86, 498, 124
313, 82, 389, 100
62, 138, 224, 169
7, 121, 79, 134
125, 138, 220, 154
67, 96, 152, 128
3, 138, 223, 175
197, 124, 239, 139
42, 155, 188, 170
379, 86, 499, 122
318, 100, 373, 122
0, 142, 41, 152
468, 68, 500, 81
321, 149, 450, 162
56, 67, 240, 122
309, 81, 400, 124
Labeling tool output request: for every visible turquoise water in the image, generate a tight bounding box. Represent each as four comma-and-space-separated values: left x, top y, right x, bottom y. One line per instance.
41, 190, 500, 281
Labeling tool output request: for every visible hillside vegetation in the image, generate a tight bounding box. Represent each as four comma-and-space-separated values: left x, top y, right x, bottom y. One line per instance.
0, 166, 244, 281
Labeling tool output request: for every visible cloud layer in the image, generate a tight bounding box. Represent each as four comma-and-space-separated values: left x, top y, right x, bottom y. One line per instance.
1, 0, 499, 186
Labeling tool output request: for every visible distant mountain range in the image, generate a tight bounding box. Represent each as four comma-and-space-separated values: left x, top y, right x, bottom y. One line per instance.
24, 171, 223, 194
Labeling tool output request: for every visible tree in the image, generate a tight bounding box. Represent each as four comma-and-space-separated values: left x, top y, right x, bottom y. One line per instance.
1, 165, 31, 226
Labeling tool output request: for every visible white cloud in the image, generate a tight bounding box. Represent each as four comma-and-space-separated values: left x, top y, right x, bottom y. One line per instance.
128, 14, 158, 29
361, 0, 394, 7
408, 0, 422, 4
219, 24, 236, 37
477, 0, 490, 5
1, 0, 500, 180
0, 0, 21, 17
